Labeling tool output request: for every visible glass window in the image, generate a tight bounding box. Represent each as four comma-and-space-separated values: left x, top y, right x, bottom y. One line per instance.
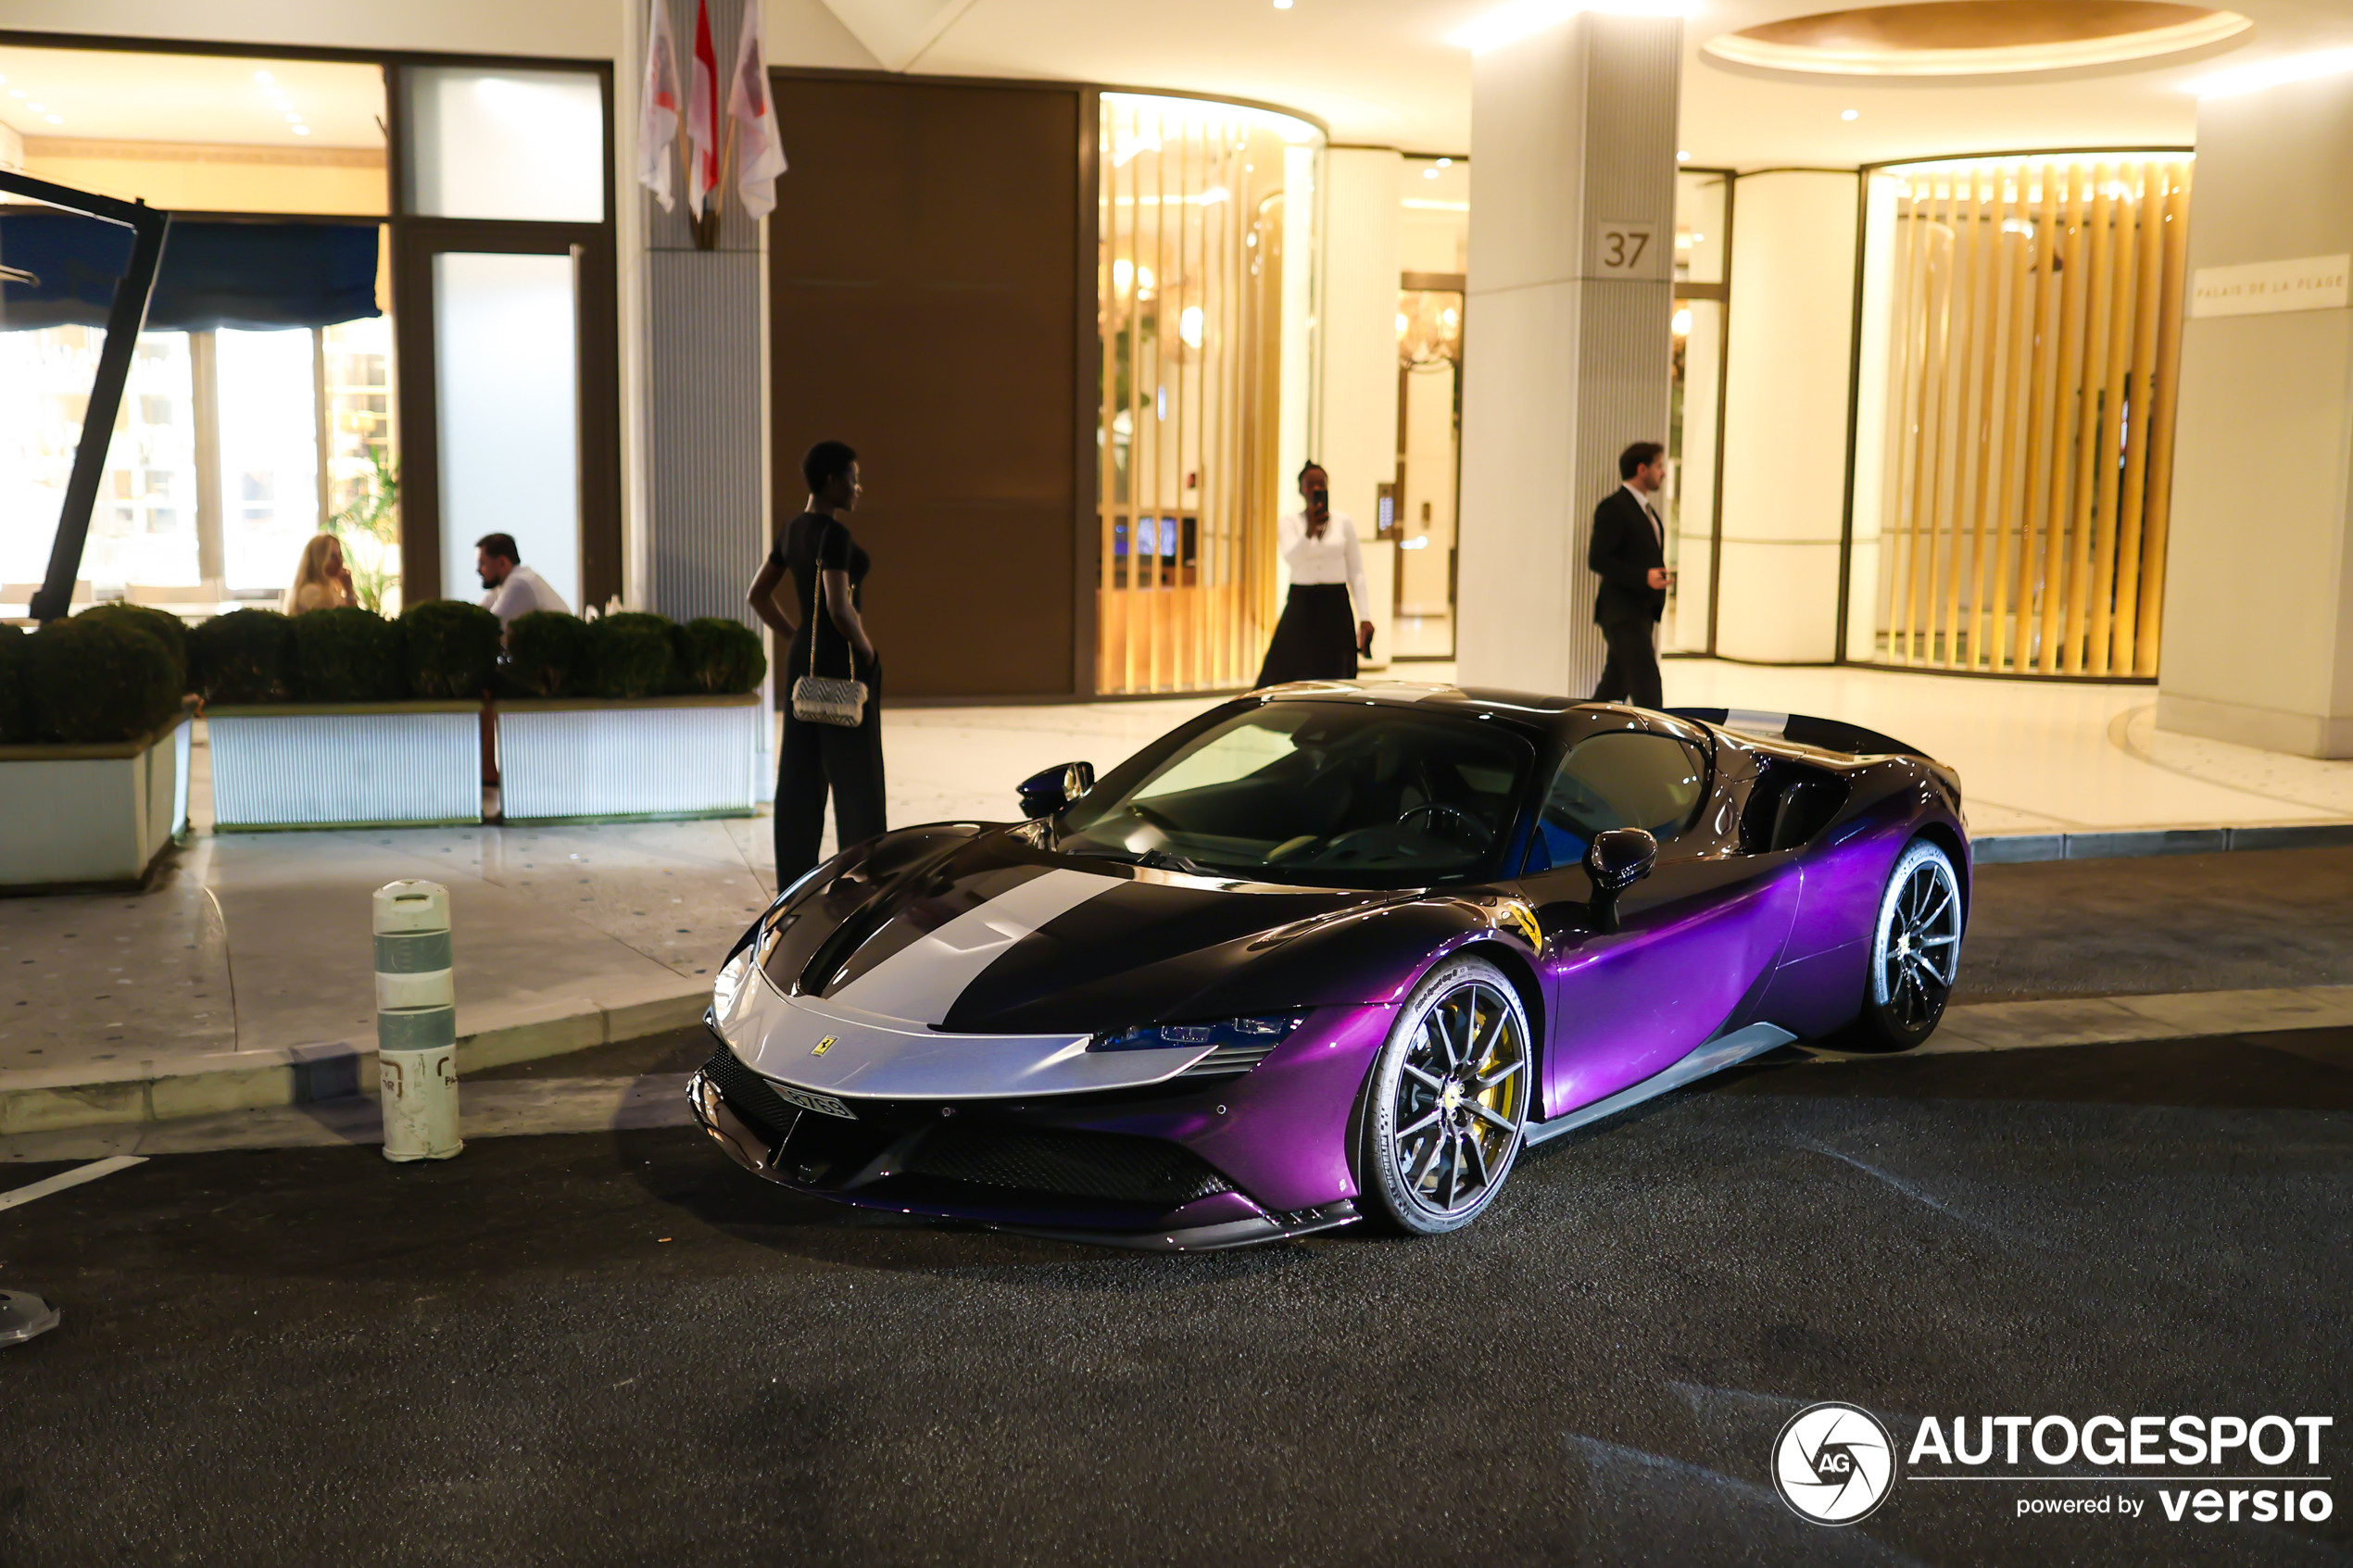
402, 68, 604, 223
1524, 732, 1706, 872
1056, 704, 1531, 887
433, 251, 580, 610
218, 327, 321, 592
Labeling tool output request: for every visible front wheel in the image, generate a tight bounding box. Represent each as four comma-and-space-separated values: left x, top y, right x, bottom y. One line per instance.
1359, 957, 1532, 1236
1836, 838, 1963, 1051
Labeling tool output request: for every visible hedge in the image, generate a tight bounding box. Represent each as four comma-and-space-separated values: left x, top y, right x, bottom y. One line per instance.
587, 612, 676, 699
20, 617, 182, 744
505, 609, 595, 697
292, 607, 406, 703
188, 608, 296, 705
0, 624, 27, 744
76, 602, 189, 693
673, 617, 767, 696
401, 600, 502, 699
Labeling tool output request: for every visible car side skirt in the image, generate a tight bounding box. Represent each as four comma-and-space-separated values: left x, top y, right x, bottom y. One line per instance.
1523, 1022, 1795, 1146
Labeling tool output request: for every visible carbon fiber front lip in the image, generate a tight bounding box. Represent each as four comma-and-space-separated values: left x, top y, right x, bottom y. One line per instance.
686, 1070, 1358, 1251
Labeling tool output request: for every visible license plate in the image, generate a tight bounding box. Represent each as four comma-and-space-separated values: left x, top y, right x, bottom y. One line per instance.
775, 1084, 856, 1120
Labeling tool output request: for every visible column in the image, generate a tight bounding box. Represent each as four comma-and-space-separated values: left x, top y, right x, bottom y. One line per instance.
2157, 72, 2353, 758
1318, 147, 1403, 669
1713, 170, 1858, 663
1456, 12, 1680, 696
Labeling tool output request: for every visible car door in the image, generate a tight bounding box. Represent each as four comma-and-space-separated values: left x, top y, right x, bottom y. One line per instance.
1515, 727, 1802, 1119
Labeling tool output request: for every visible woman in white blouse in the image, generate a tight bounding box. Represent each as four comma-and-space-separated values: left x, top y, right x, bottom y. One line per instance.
1254, 461, 1374, 687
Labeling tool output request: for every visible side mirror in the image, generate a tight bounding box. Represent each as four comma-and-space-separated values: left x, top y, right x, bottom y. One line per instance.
1017, 760, 1095, 820
1582, 827, 1657, 933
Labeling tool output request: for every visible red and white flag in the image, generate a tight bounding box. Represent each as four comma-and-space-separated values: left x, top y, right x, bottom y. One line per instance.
635, 0, 684, 212
685, 0, 721, 220
727, 0, 788, 221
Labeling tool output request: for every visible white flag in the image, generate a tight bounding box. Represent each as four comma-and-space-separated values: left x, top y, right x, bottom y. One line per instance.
727, 0, 788, 221
635, 0, 683, 212
686, 0, 721, 220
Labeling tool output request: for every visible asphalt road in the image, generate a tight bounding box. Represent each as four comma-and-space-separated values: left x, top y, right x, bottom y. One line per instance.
6, 1028, 2349, 1567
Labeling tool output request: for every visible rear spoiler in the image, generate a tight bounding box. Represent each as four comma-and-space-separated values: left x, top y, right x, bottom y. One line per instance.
1668, 708, 1930, 761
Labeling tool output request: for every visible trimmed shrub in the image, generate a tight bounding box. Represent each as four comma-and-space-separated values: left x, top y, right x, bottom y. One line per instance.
188, 608, 296, 705
20, 617, 182, 744
504, 610, 593, 697
77, 602, 189, 693
401, 600, 502, 698
292, 606, 405, 703
587, 611, 676, 699
0, 623, 28, 744
673, 617, 767, 695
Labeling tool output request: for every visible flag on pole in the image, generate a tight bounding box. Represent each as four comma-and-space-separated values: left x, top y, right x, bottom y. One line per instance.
635, 0, 684, 211
685, 0, 721, 220
727, 0, 788, 222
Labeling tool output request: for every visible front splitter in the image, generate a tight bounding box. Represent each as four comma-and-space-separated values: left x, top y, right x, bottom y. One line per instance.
686, 1072, 1359, 1252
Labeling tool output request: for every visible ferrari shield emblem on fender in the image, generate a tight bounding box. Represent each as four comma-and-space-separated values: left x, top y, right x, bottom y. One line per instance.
812, 1035, 836, 1057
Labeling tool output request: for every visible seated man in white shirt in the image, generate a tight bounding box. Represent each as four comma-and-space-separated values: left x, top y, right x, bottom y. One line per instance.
475, 532, 572, 626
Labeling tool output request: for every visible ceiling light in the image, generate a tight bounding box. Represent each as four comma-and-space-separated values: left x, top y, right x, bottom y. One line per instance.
1451, 0, 1689, 54
1841, 107, 1860, 119
285, 111, 302, 121
1677, 149, 1690, 161
1436, 157, 1453, 167
6, 90, 20, 99
2189, 46, 2353, 98
293, 125, 312, 136
255, 69, 274, 83
1274, 0, 1294, 7
27, 102, 44, 112
1424, 167, 1441, 178
1671, 307, 1692, 336
1691, 232, 1704, 243
45, 114, 62, 125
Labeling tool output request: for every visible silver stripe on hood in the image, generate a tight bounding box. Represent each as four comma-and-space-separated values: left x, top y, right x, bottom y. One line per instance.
827, 865, 1126, 1027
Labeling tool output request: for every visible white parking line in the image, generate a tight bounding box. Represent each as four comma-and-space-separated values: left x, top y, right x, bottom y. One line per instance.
0, 1155, 147, 1212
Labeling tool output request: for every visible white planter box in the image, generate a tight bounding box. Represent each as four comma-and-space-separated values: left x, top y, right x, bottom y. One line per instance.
0, 712, 191, 889
497, 695, 761, 822
207, 702, 482, 829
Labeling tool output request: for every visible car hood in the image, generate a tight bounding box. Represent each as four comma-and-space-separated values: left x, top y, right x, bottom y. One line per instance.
765, 828, 1413, 1035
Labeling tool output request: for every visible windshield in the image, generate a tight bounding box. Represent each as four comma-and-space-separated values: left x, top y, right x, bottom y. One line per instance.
1054, 703, 1532, 887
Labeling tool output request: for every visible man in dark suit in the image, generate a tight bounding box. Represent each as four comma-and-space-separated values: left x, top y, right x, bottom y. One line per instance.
1588, 440, 1672, 709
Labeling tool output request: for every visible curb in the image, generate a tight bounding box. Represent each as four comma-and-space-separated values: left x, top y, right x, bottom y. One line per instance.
1973, 822, 2353, 864
0, 982, 709, 1136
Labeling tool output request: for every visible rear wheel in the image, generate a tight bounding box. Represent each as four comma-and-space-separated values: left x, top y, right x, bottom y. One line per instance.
1837, 839, 1963, 1051
1359, 957, 1531, 1236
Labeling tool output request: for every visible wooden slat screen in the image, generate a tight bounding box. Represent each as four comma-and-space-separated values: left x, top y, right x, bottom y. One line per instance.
1870, 154, 2191, 676
1095, 96, 1294, 695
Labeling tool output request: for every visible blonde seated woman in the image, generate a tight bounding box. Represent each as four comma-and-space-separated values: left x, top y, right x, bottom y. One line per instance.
283, 533, 358, 615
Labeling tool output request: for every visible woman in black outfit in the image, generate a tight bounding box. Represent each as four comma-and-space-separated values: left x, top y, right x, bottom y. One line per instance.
747, 440, 886, 884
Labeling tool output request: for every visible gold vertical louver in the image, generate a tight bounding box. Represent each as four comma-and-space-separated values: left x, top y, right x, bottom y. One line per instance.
1095, 95, 1301, 695
1870, 154, 2191, 676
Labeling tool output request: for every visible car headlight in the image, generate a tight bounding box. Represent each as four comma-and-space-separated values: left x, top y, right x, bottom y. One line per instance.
1090, 1014, 1306, 1077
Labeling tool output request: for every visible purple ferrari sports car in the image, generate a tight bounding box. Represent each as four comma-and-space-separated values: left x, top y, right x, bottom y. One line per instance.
689, 682, 1969, 1248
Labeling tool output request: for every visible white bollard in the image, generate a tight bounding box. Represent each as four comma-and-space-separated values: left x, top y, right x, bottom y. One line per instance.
374, 880, 462, 1161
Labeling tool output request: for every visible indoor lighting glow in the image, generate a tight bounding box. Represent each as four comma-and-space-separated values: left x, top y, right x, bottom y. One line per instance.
1671, 307, 1692, 336
1423, 166, 1441, 178
45, 115, 62, 125
1395, 312, 1410, 334
1199, 185, 1229, 206
27, 102, 44, 113
2189, 46, 2353, 98
293, 125, 312, 136
1180, 305, 1205, 347
1841, 107, 1860, 119
1677, 149, 1691, 160
255, 69, 274, 82
6, 90, 23, 99
1435, 157, 1453, 167
1275, 0, 1294, 8
1450, 0, 1690, 54
1113, 258, 1133, 292
285, 113, 303, 123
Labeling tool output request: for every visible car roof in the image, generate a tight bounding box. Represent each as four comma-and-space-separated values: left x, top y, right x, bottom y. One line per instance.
1249, 681, 1681, 746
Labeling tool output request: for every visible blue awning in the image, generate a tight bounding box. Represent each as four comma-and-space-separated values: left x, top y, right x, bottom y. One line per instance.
0, 210, 381, 332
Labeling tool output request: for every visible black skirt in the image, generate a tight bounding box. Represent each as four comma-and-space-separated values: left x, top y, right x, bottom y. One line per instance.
1256, 583, 1358, 687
